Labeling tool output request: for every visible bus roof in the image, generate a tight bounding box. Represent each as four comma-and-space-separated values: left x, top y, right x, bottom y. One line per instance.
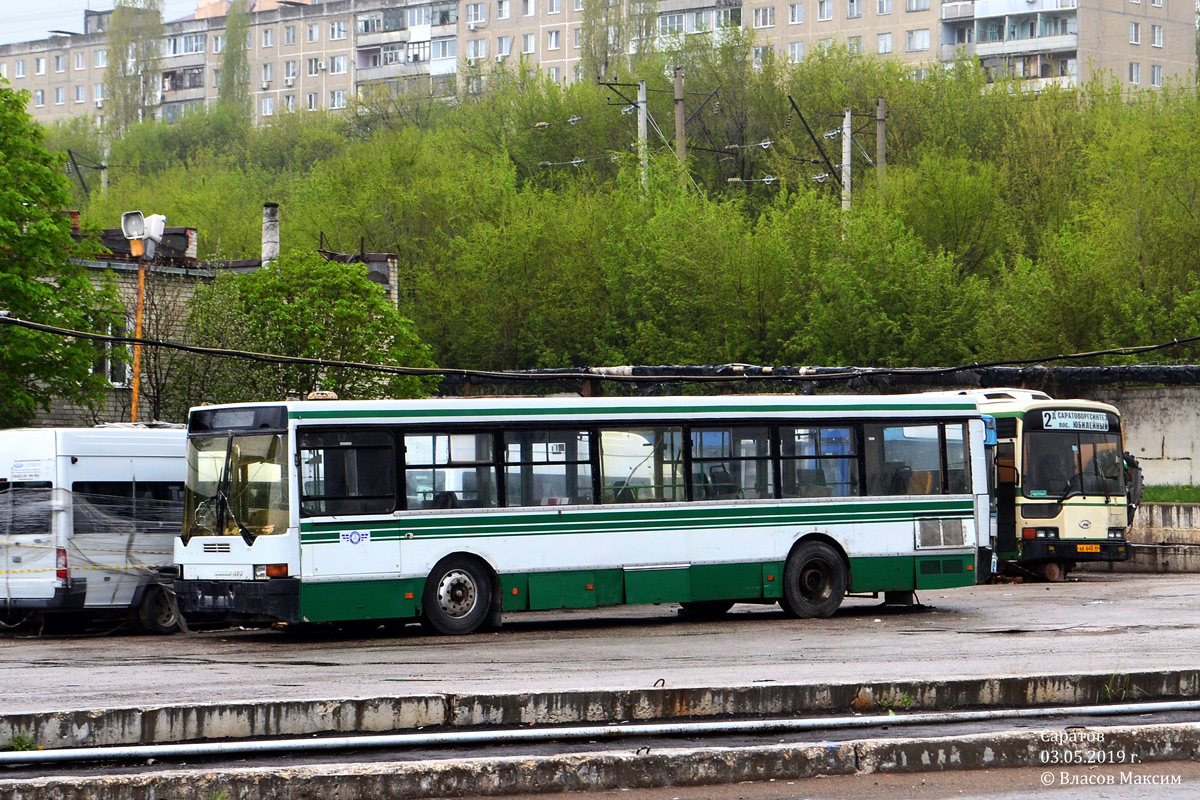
189, 393, 985, 429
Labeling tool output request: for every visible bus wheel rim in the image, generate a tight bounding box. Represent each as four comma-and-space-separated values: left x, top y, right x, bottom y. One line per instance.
437, 570, 477, 618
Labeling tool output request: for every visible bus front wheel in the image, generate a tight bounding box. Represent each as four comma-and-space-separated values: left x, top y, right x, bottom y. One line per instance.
422, 556, 492, 635
781, 541, 847, 619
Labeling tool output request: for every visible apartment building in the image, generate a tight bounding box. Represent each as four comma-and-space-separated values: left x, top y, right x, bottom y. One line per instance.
1, 0, 1193, 128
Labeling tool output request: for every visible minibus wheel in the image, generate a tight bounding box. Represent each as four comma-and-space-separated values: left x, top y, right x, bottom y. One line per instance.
137, 585, 180, 635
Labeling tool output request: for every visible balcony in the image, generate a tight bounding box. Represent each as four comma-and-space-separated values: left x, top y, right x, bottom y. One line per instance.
942, 42, 977, 59
356, 61, 431, 81
357, 29, 409, 47
975, 32, 1075, 56
974, 0, 1075, 18
942, 2, 974, 19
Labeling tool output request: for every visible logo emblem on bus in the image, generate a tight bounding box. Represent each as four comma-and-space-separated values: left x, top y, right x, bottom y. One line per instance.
341, 530, 370, 545
1079, 520, 1092, 529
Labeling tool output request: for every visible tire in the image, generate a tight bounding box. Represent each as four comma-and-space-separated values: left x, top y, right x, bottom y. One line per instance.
137, 584, 180, 635
781, 541, 847, 619
678, 600, 735, 619
422, 556, 492, 635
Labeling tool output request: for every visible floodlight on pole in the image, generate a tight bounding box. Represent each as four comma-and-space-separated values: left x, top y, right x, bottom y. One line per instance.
120, 210, 165, 423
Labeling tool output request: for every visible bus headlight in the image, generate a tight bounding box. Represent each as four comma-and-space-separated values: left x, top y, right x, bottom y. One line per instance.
1022, 527, 1059, 540
1108, 528, 1126, 540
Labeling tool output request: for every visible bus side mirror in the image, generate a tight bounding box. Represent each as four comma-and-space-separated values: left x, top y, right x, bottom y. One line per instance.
996, 442, 1017, 486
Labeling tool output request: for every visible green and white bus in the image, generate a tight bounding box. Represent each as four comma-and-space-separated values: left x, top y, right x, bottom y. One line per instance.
173, 394, 994, 634
952, 389, 1133, 581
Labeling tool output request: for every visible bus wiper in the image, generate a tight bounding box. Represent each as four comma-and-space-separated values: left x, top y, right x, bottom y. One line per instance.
214, 436, 256, 547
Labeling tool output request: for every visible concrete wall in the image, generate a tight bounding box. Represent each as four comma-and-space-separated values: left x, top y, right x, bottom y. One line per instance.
1081, 386, 1200, 486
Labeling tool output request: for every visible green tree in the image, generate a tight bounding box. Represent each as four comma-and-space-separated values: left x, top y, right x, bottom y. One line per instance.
217, 0, 252, 121
105, 0, 164, 135
0, 85, 124, 426
171, 252, 436, 413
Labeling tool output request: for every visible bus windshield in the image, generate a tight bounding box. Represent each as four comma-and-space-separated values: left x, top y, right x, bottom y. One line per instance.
1023, 431, 1124, 499
183, 433, 289, 540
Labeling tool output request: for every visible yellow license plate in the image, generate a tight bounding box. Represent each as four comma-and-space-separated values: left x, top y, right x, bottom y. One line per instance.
1077, 544, 1101, 553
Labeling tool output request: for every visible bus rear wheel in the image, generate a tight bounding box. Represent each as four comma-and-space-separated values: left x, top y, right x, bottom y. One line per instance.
422, 556, 492, 635
781, 541, 847, 619
137, 585, 180, 635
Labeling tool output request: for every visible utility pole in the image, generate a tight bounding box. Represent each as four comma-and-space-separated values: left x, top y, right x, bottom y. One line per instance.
876, 97, 886, 197
638, 79, 648, 192
674, 67, 686, 164
841, 109, 852, 212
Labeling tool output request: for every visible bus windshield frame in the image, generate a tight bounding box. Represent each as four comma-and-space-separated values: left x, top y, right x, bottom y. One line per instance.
1022, 429, 1124, 500
182, 432, 290, 542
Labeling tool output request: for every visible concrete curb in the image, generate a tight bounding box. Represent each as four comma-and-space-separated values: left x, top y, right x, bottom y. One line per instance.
5, 669, 1200, 750
4, 721, 1199, 799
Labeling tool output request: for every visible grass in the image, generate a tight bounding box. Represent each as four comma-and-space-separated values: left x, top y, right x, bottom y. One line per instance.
1141, 485, 1200, 504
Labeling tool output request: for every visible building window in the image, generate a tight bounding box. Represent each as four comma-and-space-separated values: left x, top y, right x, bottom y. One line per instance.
789, 3, 804, 23
308, 23, 320, 42
467, 38, 487, 58
1129, 22, 1140, 44
1150, 0, 1161, 7
0, 64, 5, 80
906, 28, 930, 49
660, 13, 684, 34
466, 3, 486, 22
262, 63, 274, 82
34, 90, 44, 107
788, 40, 804, 60
523, 0, 536, 15
75, 85, 85, 103
548, 66, 560, 81
817, 0, 832, 20
1128, 62, 1140, 84
54, 54, 65, 73
1150, 64, 1162, 86
15, 60, 25, 78
307, 92, 319, 110
498, 0, 511, 18
877, 31, 892, 52
522, 32, 535, 53
905, 0, 929, 10
94, 83, 104, 101
548, 0, 562, 12
878, 0, 892, 13
718, 7, 742, 25
547, 29, 561, 49
213, 35, 225, 53
574, 26, 582, 46
1151, 24, 1162, 47
94, 50, 107, 68
262, 96, 274, 116
262, 28, 274, 47
431, 39, 456, 59
752, 44, 774, 65
330, 55, 348, 73
329, 89, 346, 109
848, 34, 861, 51
847, 0, 862, 17
54, 87, 64, 105
285, 25, 296, 44
308, 58, 321, 75
74, 52, 84, 70
35, 57, 45, 76
753, 7, 776, 27
358, 13, 380, 33
330, 21, 348, 40
575, 0, 583, 10
284, 94, 295, 112
498, 35, 512, 55
285, 60, 297, 78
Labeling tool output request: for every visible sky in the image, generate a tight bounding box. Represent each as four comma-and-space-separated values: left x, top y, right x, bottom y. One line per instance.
1, 1, 200, 46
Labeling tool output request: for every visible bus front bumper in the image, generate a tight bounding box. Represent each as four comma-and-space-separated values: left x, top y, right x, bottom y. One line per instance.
1022, 540, 1129, 563
175, 578, 301, 624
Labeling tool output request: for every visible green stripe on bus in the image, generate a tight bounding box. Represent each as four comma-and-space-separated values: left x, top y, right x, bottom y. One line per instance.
293, 555, 976, 623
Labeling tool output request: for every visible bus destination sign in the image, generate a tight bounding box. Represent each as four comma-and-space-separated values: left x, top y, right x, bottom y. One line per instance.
1041, 410, 1109, 431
